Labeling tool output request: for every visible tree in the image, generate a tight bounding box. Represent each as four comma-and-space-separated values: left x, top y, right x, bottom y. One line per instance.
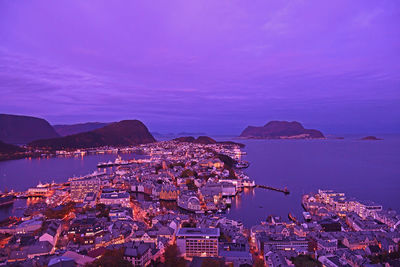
163, 244, 187, 267
86, 248, 133, 267
253, 257, 265, 267
201, 258, 222, 267
180, 169, 197, 178
44, 201, 75, 219
95, 203, 110, 218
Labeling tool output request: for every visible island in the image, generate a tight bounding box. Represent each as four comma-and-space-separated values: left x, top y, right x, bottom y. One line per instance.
360, 136, 382, 141
239, 121, 324, 139
173, 136, 245, 148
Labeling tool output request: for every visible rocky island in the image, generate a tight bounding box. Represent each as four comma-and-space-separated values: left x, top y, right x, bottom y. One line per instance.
361, 136, 382, 141
174, 136, 245, 147
239, 121, 324, 139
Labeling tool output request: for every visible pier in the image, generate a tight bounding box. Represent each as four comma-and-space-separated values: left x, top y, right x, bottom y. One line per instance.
256, 184, 290, 195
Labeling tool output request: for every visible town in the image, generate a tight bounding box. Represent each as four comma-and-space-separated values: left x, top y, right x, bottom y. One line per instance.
0, 140, 399, 266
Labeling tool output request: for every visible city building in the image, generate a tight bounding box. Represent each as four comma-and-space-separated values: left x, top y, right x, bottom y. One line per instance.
176, 228, 220, 258
70, 178, 101, 202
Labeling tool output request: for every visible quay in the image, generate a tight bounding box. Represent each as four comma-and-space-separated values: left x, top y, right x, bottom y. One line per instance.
256, 184, 290, 195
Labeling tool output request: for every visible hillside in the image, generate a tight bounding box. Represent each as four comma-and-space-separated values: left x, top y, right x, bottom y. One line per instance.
29, 120, 156, 150
240, 121, 324, 139
0, 114, 60, 144
53, 122, 110, 136
0, 140, 25, 154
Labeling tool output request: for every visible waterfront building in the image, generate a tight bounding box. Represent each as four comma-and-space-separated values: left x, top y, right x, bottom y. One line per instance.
27, 185, 50, 197
159, 185, 179, 200
70, 178, 101, 202
176, 228, 220, 258
353, 200, 383, 219
178, 193, 202, 212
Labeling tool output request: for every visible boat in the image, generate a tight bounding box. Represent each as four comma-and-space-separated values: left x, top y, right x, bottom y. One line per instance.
0, 194, 15, 207
97, 156, 130, 168
235, 161, 250, 169
114, 155, 129, 165
97, 161, 114, 168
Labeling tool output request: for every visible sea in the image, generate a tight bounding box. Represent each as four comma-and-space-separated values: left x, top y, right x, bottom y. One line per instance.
1, 135, 399, 226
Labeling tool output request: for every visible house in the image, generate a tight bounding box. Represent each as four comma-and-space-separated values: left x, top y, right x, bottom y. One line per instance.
62, 251, 95, 266
318, 255, 352, 267
219, 243, 252, 267
265, 251, 289, 267
48, 256, 77, 267
8, 251, 28, 263
68, 218, 105, 245
26, 241, 53, 259
123, 242, 152, 266
39, 220, 62, 247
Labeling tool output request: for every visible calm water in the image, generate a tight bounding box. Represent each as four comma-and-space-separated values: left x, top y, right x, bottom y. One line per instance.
1, 136, 399, 225
227, 136, 400, 226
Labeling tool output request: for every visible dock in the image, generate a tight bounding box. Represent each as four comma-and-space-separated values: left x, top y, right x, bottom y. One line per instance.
256, 184, 290, 195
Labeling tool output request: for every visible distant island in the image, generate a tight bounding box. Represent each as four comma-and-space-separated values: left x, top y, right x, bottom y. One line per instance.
360, 136, 382, 141
30, 120, 156, 150
53, 122, 110, 136
239, 121, 324, 139
0, 114, 59, 144
173, 136, 245, 148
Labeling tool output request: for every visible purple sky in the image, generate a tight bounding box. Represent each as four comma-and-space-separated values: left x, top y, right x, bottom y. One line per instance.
1, 0, 399, 134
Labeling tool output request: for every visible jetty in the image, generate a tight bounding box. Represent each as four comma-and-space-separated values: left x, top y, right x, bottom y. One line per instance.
256, 184, 290, 195
288, 212, 299, 224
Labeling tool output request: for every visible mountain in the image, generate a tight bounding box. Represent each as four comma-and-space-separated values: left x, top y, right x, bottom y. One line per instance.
240, 121, 324, 139
53, 122, 110, 136
29, 120, 156, 150
0, 114, 60, 144
0, 140, 25, 154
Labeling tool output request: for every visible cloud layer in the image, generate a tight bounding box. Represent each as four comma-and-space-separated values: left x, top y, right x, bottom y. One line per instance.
0, 0, 399, 134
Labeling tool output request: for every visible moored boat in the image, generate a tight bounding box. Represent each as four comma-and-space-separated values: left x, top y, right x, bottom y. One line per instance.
0, 194, 14, 207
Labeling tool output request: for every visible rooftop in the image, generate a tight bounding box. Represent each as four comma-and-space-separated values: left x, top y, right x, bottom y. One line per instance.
176, 227, 220, 237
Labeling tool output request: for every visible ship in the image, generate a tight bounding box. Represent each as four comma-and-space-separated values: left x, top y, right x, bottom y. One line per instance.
97, 160, 114, 168
0, 194, 15, 207
97, 156, 129, 168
